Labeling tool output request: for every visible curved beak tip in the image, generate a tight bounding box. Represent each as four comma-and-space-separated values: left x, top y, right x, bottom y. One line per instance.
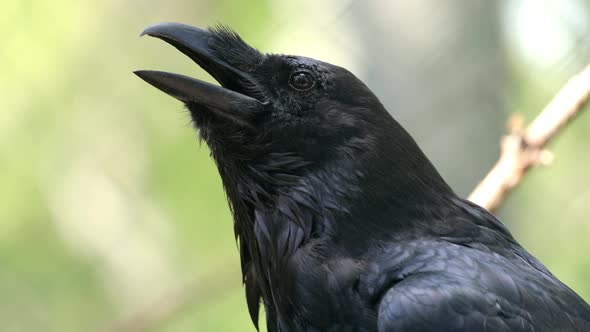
139, 24, 161, 38
139, 22, 170, 38
139, 23, 160, 37
138, 22, 208, 39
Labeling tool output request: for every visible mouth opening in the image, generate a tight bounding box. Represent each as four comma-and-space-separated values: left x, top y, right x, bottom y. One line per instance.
161, 37, 257, 97
135, 22, 266, 126
141, 23, 263, 102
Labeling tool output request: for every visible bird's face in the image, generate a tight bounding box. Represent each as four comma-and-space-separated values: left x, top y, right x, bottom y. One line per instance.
136, 23, 390, 163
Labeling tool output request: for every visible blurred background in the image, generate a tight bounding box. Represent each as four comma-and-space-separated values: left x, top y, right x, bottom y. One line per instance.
1, 0, 590, 331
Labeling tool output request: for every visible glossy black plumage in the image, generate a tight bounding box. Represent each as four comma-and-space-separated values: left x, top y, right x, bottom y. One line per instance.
136, 23, 590, 331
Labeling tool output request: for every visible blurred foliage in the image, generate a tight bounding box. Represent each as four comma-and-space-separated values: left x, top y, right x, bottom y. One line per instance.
0, 0, 589, 331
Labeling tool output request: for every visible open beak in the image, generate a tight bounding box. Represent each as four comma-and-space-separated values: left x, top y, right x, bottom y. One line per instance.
134, 22, 263, 126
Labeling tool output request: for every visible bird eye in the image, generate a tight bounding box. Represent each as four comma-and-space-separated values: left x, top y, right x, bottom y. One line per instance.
289, 71, 315, 91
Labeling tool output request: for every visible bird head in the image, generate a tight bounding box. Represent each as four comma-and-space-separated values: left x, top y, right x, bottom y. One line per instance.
135, 23, 399, 164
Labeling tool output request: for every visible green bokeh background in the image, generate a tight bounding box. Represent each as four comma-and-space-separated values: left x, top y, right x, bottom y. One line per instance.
1, 0, 589, 331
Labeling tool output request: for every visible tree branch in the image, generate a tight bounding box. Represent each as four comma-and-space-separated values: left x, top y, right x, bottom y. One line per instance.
468, 64, 590, 212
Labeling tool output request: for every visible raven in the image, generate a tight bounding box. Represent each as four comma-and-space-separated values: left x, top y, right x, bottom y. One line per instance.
135, 23, 590, 331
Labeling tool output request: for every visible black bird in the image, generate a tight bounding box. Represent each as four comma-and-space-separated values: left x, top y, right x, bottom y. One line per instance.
135, 23, 590, 331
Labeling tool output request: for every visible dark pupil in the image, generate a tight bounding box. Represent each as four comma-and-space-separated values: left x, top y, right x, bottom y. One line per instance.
291, 72, 313, 90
